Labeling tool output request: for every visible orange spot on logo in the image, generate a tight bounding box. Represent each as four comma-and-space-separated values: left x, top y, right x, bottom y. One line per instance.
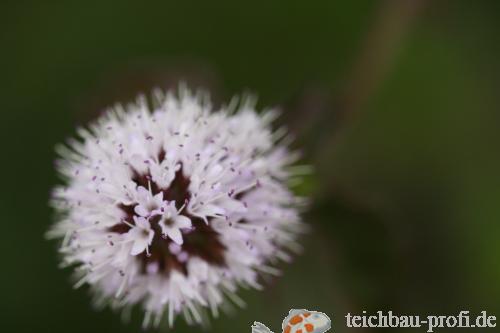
290, 315, 303, 325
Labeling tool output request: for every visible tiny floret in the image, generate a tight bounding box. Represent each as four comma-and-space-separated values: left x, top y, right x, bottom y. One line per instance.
48, 88, 306, 328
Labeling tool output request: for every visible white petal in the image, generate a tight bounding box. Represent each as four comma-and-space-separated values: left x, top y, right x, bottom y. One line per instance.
194, 204, 225, 218
137, 186, 149, 198
126, 226, 142, 239
153, 191, 163, 202
130, 239, 147, 255
174, 215, 192, 229
134, 216, 150, 229
158, 220, 169, 235
168, 228, 184, 245
134, 205, 150, 217
147, 230, 155, 244
222, 198, 247, 213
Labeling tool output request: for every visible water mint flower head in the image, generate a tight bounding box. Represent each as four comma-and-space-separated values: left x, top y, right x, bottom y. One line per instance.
48, 87, 307, 328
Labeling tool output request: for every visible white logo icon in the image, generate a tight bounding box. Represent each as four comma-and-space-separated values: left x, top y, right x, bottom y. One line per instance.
252, 309, 331, 333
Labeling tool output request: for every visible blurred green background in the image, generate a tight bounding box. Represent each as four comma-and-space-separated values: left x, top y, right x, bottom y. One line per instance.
1, 0, 500, 332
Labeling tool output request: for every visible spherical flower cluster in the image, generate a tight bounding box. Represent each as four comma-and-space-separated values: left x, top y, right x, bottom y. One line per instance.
48, 88, 306, 328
